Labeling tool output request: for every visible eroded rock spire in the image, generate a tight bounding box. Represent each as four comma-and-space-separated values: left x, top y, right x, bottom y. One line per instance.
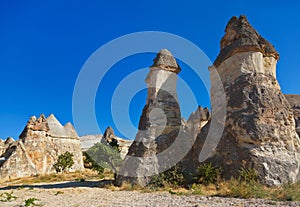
117, 49, 182, 186
214, 15, 279, 67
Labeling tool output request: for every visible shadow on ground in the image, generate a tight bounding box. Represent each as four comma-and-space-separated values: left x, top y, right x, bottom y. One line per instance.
0, 179, 114, 190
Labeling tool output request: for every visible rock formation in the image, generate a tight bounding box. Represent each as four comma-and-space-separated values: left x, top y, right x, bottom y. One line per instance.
80, 127, 133, 160
117, 49, 184, 186
102, 126, 115, 142
80, 134, 103, 151
285, 95, 300, 136
187, 15, 300, 186
0, 114, 84, 181
185, 106, 210, 140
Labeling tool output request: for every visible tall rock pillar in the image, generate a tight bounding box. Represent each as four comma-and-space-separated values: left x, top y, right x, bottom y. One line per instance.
211, 16, 300, 185
117, 49, 182, 186
197, 16, 300, 186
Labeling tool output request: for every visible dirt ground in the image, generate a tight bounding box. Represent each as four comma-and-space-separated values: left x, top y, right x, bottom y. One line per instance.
0, 180, 300, 207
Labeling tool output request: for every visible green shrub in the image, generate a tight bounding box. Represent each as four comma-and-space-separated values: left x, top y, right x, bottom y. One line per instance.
149, 165, 185, 188
0, 191, 17, 202
196, 163, 222, 185
53, 151, 74, 173
239, 167, 258, 183
228, 179, 268, 199
86, 142, 122, 174
274, 181, 300, 201
83, 151, 104, 174
24, 197, 38, 207
190, 183, 203, 195
75, 178, 85, 182
109, 138, 120, 151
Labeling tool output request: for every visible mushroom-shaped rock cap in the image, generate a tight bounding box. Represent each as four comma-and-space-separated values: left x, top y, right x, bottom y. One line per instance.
214, 15, 279, 67
151, 49, 181, 74
4, 137, 15, 145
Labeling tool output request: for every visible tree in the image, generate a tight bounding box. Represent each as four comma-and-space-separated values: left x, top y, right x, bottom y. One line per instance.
109, 138, 120, 151
86, 142, 122, 175
53, 151, 74, 173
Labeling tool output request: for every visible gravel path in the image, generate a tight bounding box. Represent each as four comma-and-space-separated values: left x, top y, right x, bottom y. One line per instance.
0, 181, 299, 207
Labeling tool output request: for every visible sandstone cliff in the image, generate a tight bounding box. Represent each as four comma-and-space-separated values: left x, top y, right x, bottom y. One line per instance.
0, 114, 84, 181
186, 16, 300, 186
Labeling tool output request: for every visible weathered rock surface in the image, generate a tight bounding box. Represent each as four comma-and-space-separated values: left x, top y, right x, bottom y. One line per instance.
185, 106, 210, 140
285, 94, 300, 136
214, 15, 279, 68
80, 134, 103, 151
117, 49, 183, 186
102, 126, 115, 142
186, 16, 300, 186
0, 114, 84, 181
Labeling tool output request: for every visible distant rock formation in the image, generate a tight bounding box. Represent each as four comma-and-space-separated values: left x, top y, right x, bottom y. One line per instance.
190, 16, 300, 186
79, 127, 132, 160
80, 134, 103, 151
102, 126, 115, 142
117, 49, 184, 186
0, 114, 84, 181
102, 126, 132, 159
285, 94, 300, 136
185, 106, 210, 140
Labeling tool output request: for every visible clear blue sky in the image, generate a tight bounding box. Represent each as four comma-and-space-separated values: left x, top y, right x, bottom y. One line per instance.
1, 0, 300, 140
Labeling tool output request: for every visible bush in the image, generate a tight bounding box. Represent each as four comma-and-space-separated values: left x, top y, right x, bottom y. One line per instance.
0, 192, 17, 202
239, 167, 258, 183
195, 163, 222, 185
149, 165, 185, 188
86, 142, 122, 175
227, 178, 268, 199
83, 151, 104, 175
53, 151, 74, 173
24, 197, 38, 207
109, 138, 120, 151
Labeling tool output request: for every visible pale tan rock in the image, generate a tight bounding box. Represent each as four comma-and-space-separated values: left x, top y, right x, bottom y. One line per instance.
117, 49, 183, 186
186, 106, 210, 140
0, 114, 84, 181
185, 16, 300, 186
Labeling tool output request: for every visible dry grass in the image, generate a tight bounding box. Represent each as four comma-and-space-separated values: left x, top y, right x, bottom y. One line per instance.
106, 179, 300, 202
0, 169, 113, 186
2, 170, 300, 202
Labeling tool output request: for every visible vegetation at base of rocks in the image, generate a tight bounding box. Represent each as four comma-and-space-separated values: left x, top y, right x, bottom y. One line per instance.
108, 138, 120, 151
83, 151, 104, 175
53, 151, 74, 173
0, 191, 17, 202
238, 167, 259, 183
111, 178, 300, 202
195, 163, 222, 185
224, 179, 269, 199
85, 142, 122, 176
3, 169, 102, 185
74, 178, 86, 182
24, 197, 38, 207
109, 164, 300, 202
149, 165, 185, 188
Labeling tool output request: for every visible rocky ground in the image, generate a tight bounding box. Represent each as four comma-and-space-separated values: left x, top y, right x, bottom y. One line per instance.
0, 181, 299, 207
